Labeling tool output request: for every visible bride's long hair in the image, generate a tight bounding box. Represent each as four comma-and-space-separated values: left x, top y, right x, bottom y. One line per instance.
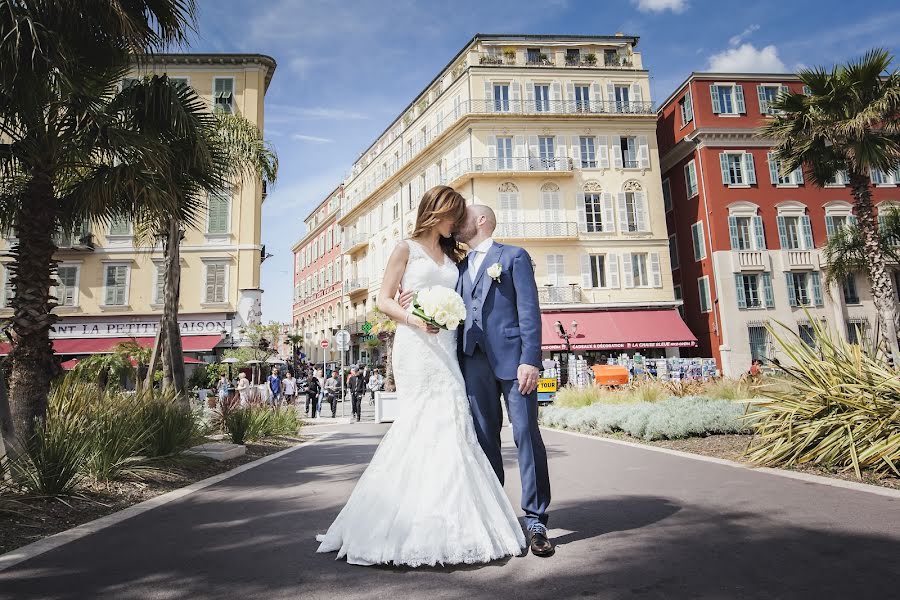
410, 185, 466, 261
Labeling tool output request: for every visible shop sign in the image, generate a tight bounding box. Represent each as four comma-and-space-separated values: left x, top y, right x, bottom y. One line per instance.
51, 319, 231, 339
542, 340, 697, 351
537, 378, 558, 393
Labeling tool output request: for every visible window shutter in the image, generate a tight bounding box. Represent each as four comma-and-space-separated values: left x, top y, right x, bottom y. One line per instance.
617, 192, 628, 232
611, 135, 623, 169
602, 192, 615, 233
591, 82, 601, 111
453, 94, 461, 119
206, 265, 217, 302
551, 81, 562, 105
581, 254, 592, 288
487, 135, 497, 161
109, 218, 130, 236
720, 153, 731, 185
776, 215, 788, 248
637, 135, 650, 169
606, 82, 615, 104
597, 135, 610, 168
710, 85, 721, 113
570, 135, 581, 163
800, 215, 814, 249
735, 84, 746, 113
753, 216, 766, 249
526, 82, 535, 113
510, 81, 521, 109
630, 82, 643, 104
528, 135, 539, 160
785, 272, 798, 307
622, 252, 634, 288
757, 85, 768, 114
650, 252, 662, 287
803, 84, 812, 96
825, 215, 836, 238
735, 275, 747, 308
484, 80, 493, 112
792, 166, 804, 185
684, 90, 693, 122
811, 272, 823, 306
728, 216, 739, 249
607, 252, 620, 288
848, 215, 858, 227
635, 192, 648, 231
768, 152, 779, 184
566, 82, 575, 104
762, 273, 774, 308
576, 193, 586, 232
514, 135, 525, 158
555, 135, 567, 159
743, 152, 757, 184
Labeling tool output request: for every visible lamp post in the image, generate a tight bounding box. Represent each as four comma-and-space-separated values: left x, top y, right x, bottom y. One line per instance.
554, 319, 579, 386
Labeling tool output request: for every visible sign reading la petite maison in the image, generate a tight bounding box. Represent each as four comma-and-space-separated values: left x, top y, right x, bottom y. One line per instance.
51, 319, 231, 339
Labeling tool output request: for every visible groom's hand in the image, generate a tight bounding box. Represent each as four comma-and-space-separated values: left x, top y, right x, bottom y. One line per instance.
517, 364, 539, 395
397, 288, 415, 310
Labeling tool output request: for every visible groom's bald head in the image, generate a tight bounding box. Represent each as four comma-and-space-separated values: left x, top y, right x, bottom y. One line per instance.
468, 204, 496, 232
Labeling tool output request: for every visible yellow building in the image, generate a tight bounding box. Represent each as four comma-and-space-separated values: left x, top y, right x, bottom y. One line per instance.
0, 53, 276, 360
338, 34, 695, 363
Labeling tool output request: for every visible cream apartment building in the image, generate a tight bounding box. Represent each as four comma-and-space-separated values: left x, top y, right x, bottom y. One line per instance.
338, 34, 695, 361
0, 54, 276, 360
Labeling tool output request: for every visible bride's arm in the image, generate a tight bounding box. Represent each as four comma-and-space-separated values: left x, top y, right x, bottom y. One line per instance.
377, 242, 438, 334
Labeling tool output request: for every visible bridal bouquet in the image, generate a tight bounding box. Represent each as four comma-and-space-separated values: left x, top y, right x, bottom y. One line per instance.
411, 286, 467, 330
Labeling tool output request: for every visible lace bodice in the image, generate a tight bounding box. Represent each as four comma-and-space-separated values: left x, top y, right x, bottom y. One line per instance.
401, 239, 459, 292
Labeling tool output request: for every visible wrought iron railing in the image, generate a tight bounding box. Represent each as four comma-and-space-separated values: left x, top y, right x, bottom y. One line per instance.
473, 52, 635, 69
342, 232, 368, 250
539, 285, 582, 304
495, 222, 579, 239
345, 278, 369, 293
441, 157, 574, 183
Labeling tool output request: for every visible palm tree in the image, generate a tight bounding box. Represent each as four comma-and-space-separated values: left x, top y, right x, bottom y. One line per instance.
760, 49, 900, 363
142, 111, 277, 400
0, 1, 199, 450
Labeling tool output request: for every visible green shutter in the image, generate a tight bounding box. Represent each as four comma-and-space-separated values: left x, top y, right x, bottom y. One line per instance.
811, 272, 823, 306
800, 215, 814, 249
710, 85, 721, 113
776, 216, 788, 248
753, 216, 766, 249
743, 153, 757, 185
735, 84, 746, 113
207, 191, 230, 234
728, 216, 739, 250
785, 272, 797, 307
735, 274, 747, 308
762, 273, 774, 308
757, 85, 768, 114
720, 153, 731, 184
768, 152, 779, 184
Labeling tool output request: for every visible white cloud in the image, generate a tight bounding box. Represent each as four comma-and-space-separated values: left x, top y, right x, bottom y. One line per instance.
266, 103, 369, 124
729, 24, 760, 47
631, 0, 687, 13
291, 134, 334, 144
287, 56, 319, 77
708, 43, 786, 73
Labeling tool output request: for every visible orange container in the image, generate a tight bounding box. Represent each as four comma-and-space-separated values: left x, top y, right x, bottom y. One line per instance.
591, 365, 629, 386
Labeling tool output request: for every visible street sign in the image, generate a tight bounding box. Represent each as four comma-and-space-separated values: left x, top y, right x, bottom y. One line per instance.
320, 339, 329, 349
335, 329, 351, 351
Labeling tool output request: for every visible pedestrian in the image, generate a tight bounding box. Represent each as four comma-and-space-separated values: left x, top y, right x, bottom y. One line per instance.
748, 359, 762, 378
367, 368, 383, 405
267, 366, 282, 407
305, 373, 321, 418
282, 371, 297, 406
324, 370, 339, 418
216, 373, 228, 405
348, 367, 366, 423
237, 372, 250, 406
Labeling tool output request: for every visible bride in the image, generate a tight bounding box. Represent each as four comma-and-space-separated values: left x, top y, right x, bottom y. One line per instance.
315, 186, 526, 567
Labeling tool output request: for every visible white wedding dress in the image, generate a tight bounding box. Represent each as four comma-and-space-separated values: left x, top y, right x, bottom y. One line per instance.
315, 239, 526, 567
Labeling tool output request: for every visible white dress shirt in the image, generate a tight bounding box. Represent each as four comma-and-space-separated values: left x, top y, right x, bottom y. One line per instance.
468, 237, 494, 283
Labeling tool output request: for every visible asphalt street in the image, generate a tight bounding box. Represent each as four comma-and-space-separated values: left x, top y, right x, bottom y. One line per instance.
1, 422, 898, 600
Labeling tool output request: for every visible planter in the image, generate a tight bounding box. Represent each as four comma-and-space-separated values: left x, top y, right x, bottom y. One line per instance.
374, 391, 400, 423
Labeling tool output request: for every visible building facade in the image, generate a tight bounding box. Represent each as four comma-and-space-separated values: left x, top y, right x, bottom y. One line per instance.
657, 72, 899, 376
0, 54, 276, 360
336, 34, 695, 364
292, 186, 344, 365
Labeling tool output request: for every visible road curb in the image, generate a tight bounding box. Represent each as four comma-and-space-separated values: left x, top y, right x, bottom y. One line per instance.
0, 432, 335, 573
541, 427, 900, 500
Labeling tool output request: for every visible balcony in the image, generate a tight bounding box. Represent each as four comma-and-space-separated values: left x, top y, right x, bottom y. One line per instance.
342, 232, 369, 254
345, 278, 369, 296
54, 232, 95, 251
734, 250, 767, 270
496, 222, 579, 240
442, 157, 574, 187
785, 249, 814, 268
467, 99, 654, 116
539, 285, 583, 305
474, 52, 636, 70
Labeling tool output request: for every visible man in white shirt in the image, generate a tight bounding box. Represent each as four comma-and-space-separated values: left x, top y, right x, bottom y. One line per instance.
282, 371, 297, 406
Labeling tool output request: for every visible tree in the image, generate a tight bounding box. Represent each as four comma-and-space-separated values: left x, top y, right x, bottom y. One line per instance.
370, 308, 397, 392
760, 48, 900, 363
0, 1, 199, 451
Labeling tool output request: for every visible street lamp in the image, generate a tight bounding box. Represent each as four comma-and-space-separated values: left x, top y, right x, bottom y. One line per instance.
555, 319, 579, 386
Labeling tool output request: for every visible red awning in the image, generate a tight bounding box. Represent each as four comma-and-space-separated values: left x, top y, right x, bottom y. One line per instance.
0, 335, 221, 356
541, 310, 697, 351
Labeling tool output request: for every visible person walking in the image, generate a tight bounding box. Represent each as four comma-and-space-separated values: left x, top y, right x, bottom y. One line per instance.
236, 372, 250, 406
305, 373, 321, 418
282, 371, 297, 406
367, 368, 383, 406
324, 370, 339, 418
216, 373, 229, 406
267, 367, 282, 407
348, 367, 366, 422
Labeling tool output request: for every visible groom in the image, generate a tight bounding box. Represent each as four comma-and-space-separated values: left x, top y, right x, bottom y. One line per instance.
454, 204, 553, 557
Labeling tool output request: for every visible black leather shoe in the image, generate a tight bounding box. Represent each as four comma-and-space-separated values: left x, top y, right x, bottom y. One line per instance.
529, 526, 554, 557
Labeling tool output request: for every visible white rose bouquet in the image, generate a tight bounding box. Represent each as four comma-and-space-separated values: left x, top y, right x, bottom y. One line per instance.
411, 285, 467, 330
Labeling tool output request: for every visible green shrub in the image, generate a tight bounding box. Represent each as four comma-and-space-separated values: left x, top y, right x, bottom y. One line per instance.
246, 406, 274, 441
270, 407, 302, 437
136, 395, 202, 458
224, 408, 252, 445
83, 392, 156, 482
746, 318, 900, 478
540, 396, 750, 441
554, 376, 765, 408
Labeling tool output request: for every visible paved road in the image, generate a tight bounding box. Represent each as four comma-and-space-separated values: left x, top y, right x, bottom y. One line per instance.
2, 423, 898, 599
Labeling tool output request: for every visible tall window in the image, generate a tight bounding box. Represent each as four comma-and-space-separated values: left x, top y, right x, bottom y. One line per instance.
698, 276, 712, 313
826, 214, 855, 238
735, 274, 763, 308
205, 263, 227, 303
493, 83, 510, 112
777, 215, 813, 250
757, 85, 784, 115
847, 320, 870, 345
213, 77, 234, 114
496, 136, 513, 170
497, 183, 521, 237
684, 160, 699, 197
207, 188, 230, 234
109, 217, 131, 236
691, 222, 706, 260
631, 253, 649, 287
748, 325, 769, 361
798, 324, 816, 347
565, 49, 581, 65
584, 191, 603, 233
546, 254, 564, 286
623, 191, 639, 232
678, 90, 693, 126
767, 152, 803, 185
588, 255, 606, 288
579, 136, 596, 168
620, 136, 637, 168
613, 84, 630, 111
534, 84, 550, 112
721, 152, 756, 186
786, 271, 823, 307
662, 178, 672, 212
538, 136, 555, 169
154, 262, 165, 304
710, 83, 745, 115
730, 216, 753, 250
103, 264, 129, 306
56, 265, 78, 307
574, 85, 590, 112
842, 275, 860, 304
669, 235, 679, 270
2, 266, 12, 307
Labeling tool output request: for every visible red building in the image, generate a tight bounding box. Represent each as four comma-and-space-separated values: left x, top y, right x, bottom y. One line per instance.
292, 185, 344, 365
657, 73, 899, 376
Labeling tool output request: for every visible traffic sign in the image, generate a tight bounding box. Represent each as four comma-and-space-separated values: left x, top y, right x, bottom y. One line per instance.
320, 339, 329, 349
335, 329, 351, 351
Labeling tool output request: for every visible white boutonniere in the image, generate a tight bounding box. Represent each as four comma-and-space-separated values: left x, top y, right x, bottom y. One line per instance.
487, 262, 503, 282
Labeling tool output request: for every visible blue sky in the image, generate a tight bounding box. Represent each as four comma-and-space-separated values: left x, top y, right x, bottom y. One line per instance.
189, 0, 900, 323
